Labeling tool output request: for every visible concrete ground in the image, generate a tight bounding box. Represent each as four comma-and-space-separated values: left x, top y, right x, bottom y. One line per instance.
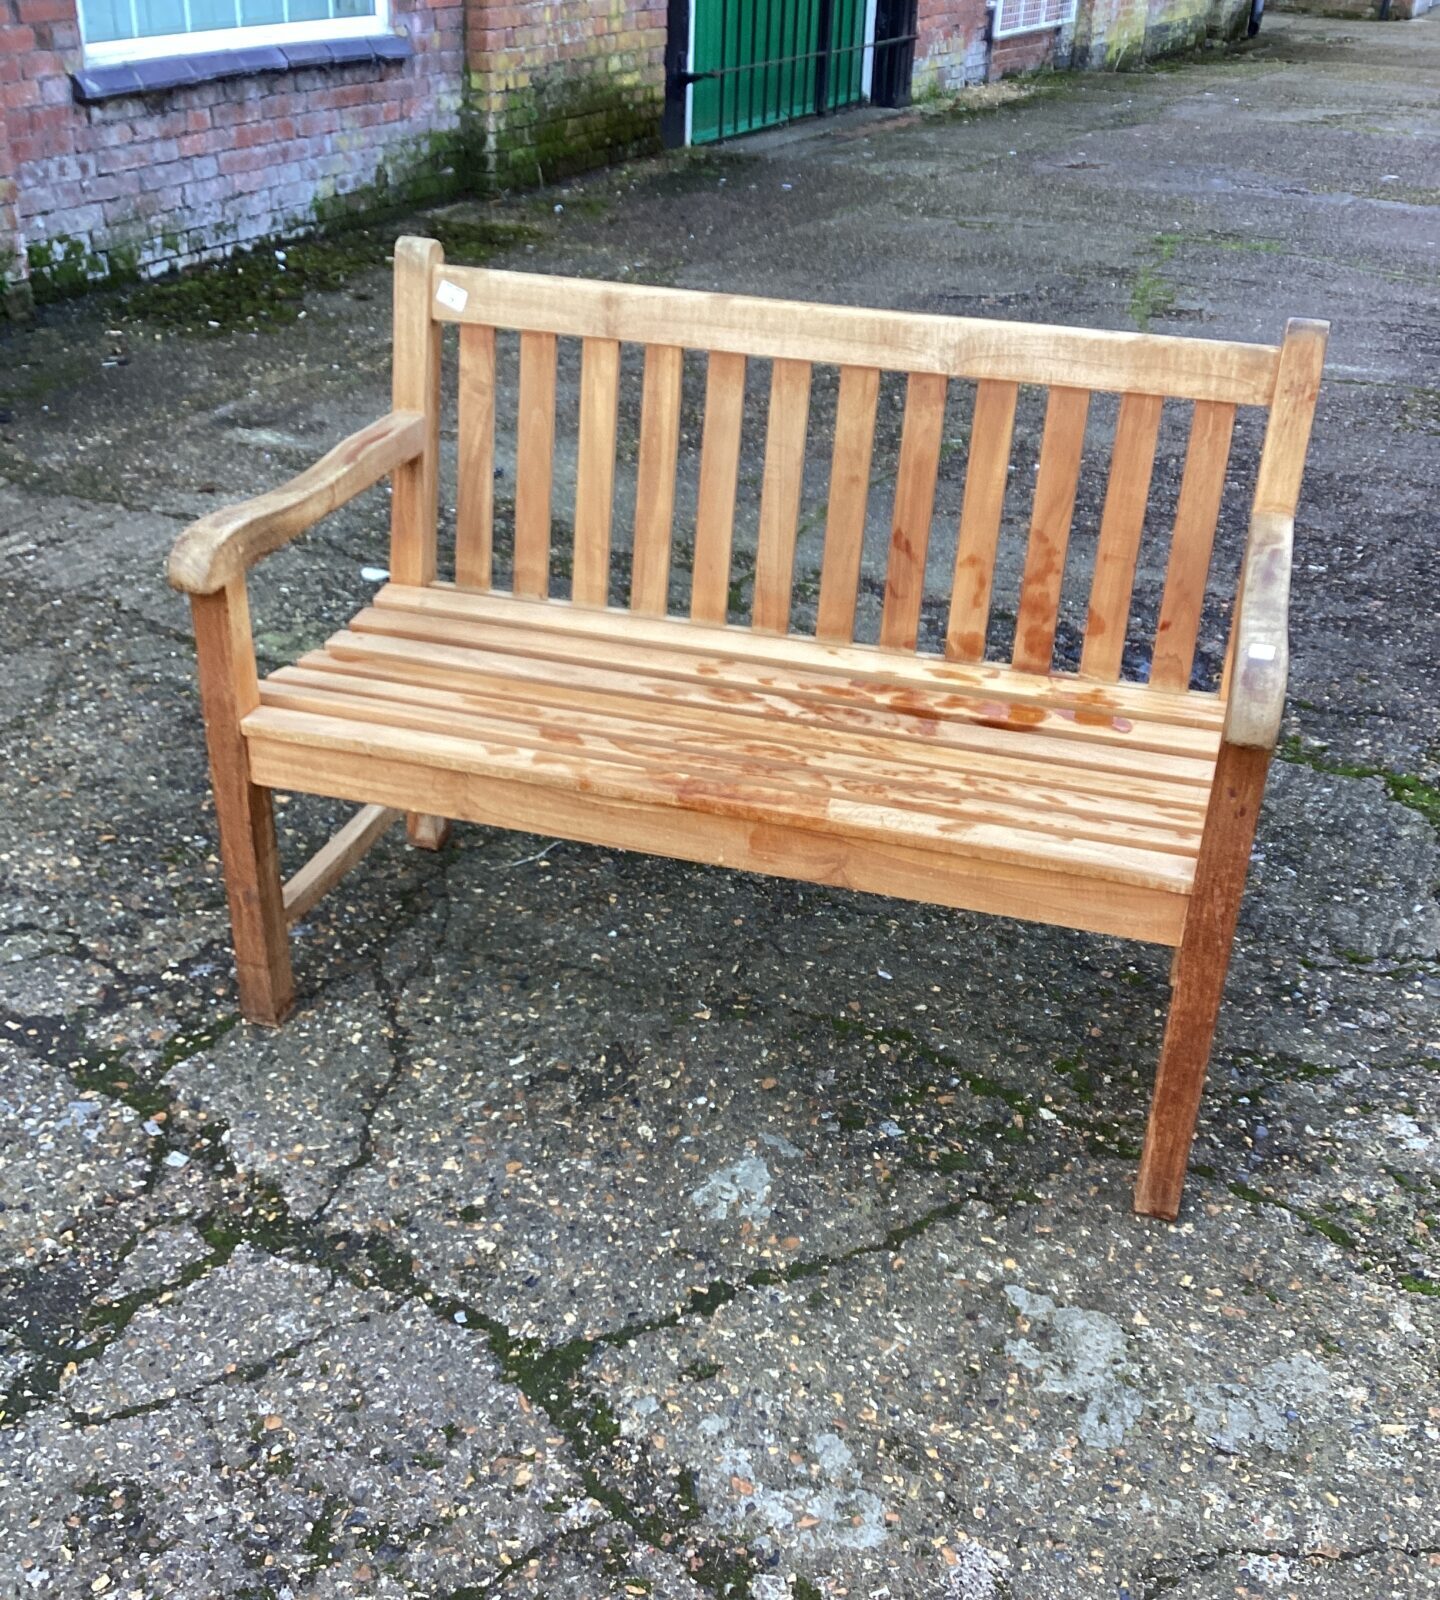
2, 12, 1439, 1597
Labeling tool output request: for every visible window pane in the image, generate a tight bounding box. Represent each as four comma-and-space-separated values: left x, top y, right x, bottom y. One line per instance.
133, 0, 184, 33
285, 0, 330, 20
334, 0, 377, 15
190, 0, 239, 26
238, 0, 283, 23
83, 0, 133, 40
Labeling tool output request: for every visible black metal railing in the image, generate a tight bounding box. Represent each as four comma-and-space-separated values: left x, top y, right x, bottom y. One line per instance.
663, 0, 917, 147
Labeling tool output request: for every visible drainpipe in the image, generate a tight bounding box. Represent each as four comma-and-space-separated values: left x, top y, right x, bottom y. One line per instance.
983, 0, 997, 81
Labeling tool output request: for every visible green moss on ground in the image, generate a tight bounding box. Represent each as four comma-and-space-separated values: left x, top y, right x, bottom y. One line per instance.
1278, 734, 1440, 835
121, 213, 540, 336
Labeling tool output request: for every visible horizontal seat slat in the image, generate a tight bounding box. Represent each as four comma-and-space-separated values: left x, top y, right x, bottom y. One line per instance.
429, 266, 1281, 406
244, 704, 1196, 894
372, 584, 1226, 735
350, 608, 1219, 770
289, 643, 1211, 812
339, 616, 1220, 784
261, 669, 1204, 854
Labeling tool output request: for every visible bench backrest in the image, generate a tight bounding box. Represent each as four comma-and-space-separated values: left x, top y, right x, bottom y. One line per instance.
389, 236, 1325, 695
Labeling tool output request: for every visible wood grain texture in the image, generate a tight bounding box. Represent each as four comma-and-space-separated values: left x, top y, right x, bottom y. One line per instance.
1252, 319, 1328, 516
572, 336, 621, 607
631, 344, 685, 615
945, 378, 1018, 662
513, 330, 558, 599
282, 804, 400, 925
455, 324, 497, 590
390, 237, 443, 587
265, 661, 1208, 839
167, 411, 426, 595
373, 584, 1227, 737
250, 731, 1191, 944
753, 358, 812, 635
816, 365, 880, 644
1221, 320, 1326, 704
691, 350, 747, 625
1134, 741, 1270, 1218
1013, 386, 1090, 675
192, 580, 293, 1024
1080, 391, 1164, 681
431, 263, 1280, 404
880, 372, 948, 651
1150, 400, 1236, 692
1224, 512, 1293, 749
406, 812, 452, 850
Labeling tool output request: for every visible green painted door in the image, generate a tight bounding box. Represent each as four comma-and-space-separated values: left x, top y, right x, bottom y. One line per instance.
690, 0, 870, 144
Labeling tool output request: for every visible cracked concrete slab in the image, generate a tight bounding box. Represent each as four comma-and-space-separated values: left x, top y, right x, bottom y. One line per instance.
0, 1045, 149, 1270
1, 13, 1437, 1597
584, 1167, 1440, 1598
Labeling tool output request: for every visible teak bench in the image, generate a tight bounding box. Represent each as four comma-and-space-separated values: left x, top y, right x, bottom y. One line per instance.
168, 236, 1326, 1220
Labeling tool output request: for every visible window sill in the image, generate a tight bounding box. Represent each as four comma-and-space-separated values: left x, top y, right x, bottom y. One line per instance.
71, 34, 411, 102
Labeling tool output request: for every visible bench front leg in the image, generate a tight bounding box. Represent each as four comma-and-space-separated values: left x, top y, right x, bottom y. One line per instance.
1134, 740, 1270, 1219
191, 579, 294, 1026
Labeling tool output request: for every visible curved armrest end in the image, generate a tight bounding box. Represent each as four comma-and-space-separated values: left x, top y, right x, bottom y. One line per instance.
166, 409, 427, 596
1224, 512, 1294, 750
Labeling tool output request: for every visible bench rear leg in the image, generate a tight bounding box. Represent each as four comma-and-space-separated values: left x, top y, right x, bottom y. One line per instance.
406, 813, 452, 851
192, 584, 294, 1026
1135, 743, 1270, 1220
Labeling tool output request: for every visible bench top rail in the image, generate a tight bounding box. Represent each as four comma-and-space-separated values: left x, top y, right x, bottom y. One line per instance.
429, 264, 1283, 407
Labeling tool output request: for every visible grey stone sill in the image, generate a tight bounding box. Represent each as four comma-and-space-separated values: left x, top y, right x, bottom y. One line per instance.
71, 33, 411, 102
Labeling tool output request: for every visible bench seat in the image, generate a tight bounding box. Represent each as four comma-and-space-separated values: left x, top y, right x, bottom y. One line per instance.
243, 584, 1222, 946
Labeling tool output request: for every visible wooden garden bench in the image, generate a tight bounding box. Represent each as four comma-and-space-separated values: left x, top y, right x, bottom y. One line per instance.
167, 236, 1325, 1220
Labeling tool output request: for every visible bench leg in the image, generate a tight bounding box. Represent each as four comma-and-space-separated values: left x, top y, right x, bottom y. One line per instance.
192, 584, 294, 1027
406, 813, 452, 851
1134, 743, 1270, 1221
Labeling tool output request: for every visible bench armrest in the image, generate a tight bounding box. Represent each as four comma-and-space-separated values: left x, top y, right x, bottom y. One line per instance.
1223, 511, 1293, 750
167, 409, 427, 596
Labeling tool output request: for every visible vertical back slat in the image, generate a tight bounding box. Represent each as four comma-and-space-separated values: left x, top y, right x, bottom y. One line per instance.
691, 351, 747, 626
815, 364, 880, 644
631, 344, 685, 616
752, 358, 812, 635
879, 372, 948, 651
513, 330, 557, 599
1013, 385, 1090, 675
945, 378, 1018, 663
455, 323, 496, 590
1079, 391, 1165, 681
1150, 400, 1236, 691
572, 336, 621, 608
389, 237, 443, 587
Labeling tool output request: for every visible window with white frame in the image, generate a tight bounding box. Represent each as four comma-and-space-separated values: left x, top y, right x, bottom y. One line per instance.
990, 0, 1075, 39
81, 0, 388, 63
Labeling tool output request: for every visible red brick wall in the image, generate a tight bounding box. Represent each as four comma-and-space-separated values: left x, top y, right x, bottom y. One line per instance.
914, 0, 1235, 90
0, 41, 23, 312
1, 0, 463, 303
989, 27, 1064, 75
913, 0, 988, 91
463, 0, 664, 187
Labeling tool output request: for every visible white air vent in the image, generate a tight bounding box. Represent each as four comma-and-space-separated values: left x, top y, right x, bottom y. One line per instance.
991, 0, 1076, 39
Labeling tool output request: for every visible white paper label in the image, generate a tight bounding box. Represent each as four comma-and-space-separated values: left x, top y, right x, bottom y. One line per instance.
435, 279, 468, 313
1247, 642, 1278, 662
